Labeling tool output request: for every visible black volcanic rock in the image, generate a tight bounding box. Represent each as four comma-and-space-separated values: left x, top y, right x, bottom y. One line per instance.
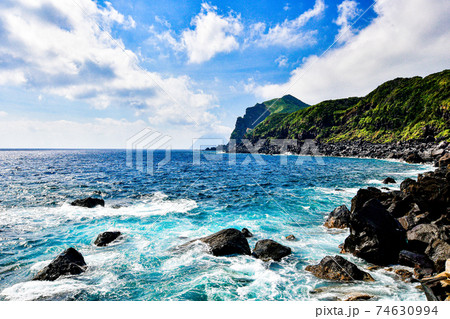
343, 199, 406, 265
382, 177, 396, 184
183, 228, 251, 257
305, 255, 374, 282
241, 228, 253, 238
398, 250, 434, 278
252, 239, 291, 261
33, 248, 87, 281
324, 205, 350, 229
94, 231, 122, 247
71, 197, 104, 208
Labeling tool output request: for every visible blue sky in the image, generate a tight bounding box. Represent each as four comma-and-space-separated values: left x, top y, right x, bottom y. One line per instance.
0, 0, 448, 148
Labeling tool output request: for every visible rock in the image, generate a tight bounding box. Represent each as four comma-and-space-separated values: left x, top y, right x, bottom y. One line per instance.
343, 199, 406, 265
241, 228, 253, 238
421, 280, 449, 301
425, 239, 450, 272
400, 178, 417, 192
183, 228, 251, 256
252, 239, 291, 261
406, 224, 444, 254
324, 205, 350, 229
33, 248, 87, 281
94, 231, 121, 246
71, 197, 104, 208
438, 153, 450, 168
344, 293, 373, 301
383, 177, 396, 184
398, 250, 434, 279
394, 269, 414, 281
305, 255, 374, 282
431, 149, 445, 157
285, 235, 296, 241
405, 152, 423, 163
350, 188, 382, 212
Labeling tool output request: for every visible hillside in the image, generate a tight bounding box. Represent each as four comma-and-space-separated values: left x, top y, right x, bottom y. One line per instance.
245, 70, 450, 143
229, 94, 309, 143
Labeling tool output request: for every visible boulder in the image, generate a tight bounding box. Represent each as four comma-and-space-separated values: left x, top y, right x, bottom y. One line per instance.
407, 224, 443, 253
305, 255, 374, 282
33, 248, 87, 281
71, 197, 104, 208
252, 239, 291, 261
400, 178, 416, 192
324, 205, 351, 229
241, 228, 253, 238
350, 188, 382, 212
398, 250, 434, 278
382, 177, 396, 184
405, 152, 423, 163
425, 239, 450, 272
344, 293, 373, 301
438, 153, 450, 168
343, 199, 406, 265
94, 231, 121, 247
394, 269, 414, 282
285, 234, 296, 241
183, 228, 251, 256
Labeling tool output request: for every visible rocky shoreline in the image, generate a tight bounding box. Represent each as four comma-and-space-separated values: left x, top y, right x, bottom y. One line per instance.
213, 139, 450, 165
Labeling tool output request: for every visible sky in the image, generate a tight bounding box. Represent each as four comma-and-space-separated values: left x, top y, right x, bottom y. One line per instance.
0, 0, 448, 148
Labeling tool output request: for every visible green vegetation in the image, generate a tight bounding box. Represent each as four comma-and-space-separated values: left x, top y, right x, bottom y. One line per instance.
230, 94, 309, 143
245, 70, 450, 143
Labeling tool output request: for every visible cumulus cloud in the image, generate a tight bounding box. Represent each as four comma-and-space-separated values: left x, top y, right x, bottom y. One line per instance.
250, 0, 450, 104
334, 0, 361, 43
151, 3, 242, 64
250, 0, 325, 48
0, 0, 220, 130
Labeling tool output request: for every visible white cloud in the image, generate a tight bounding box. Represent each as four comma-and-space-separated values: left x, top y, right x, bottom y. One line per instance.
275, 55, 289, 67
0, 111, 7, 117
250, 0, 450, 104
335, 0, 361, 43
151, 3, 242, 64
0, 0, 222, 133
250, 0, 325, 48
283, 3, 291, 11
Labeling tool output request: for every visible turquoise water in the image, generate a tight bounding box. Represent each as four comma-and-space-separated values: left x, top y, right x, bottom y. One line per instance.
0, 150, 432, 300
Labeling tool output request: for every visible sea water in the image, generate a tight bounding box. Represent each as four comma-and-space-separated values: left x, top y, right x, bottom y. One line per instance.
0, 150, 433, 300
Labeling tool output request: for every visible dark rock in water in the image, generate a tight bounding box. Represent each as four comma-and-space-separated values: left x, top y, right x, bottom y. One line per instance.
438, 153, 450, 168
183, 228, 251, 256
425, 239, 450, 272
398, 250, 434, 279
405, 152, 423, 163
350, 188, 382, 212
344, 293, 373, 301
324, 205, 350, 229
421, 279, 449, 301
394, 269, 413, 282
383, 177, 396, 184
71, 197, 104, 208
241, 228, 253, 238
94, 231, 122, 246
285, 234, 296, 241
400, 178, 417, 192
305, 255, 374, 282
343, 199, 406, 265
33, 247, 87, 281
252, 239, 291, 261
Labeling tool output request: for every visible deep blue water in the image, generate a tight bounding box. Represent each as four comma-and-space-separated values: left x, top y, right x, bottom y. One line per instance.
0, 150, 433, 300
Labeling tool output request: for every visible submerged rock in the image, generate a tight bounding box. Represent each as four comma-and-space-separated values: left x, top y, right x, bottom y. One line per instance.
33, 247, 87, 281
252, 239, 291, 261
324, 205, 350, 229
285, 234, 296, 241
305, 255, 374, 282
344, 293, 373, 301
94, 231, 122, 247
71, 197, 104, 208
183, 228, 251, 256
241, 228, 253, 238
382, 177, 396, 184
343, 199, 406, 265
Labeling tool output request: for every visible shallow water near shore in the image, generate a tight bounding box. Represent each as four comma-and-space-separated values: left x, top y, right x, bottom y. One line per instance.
0, 149, 434, 301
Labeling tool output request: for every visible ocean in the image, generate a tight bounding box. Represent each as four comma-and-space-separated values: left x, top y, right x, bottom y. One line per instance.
0, 149, 433, 300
